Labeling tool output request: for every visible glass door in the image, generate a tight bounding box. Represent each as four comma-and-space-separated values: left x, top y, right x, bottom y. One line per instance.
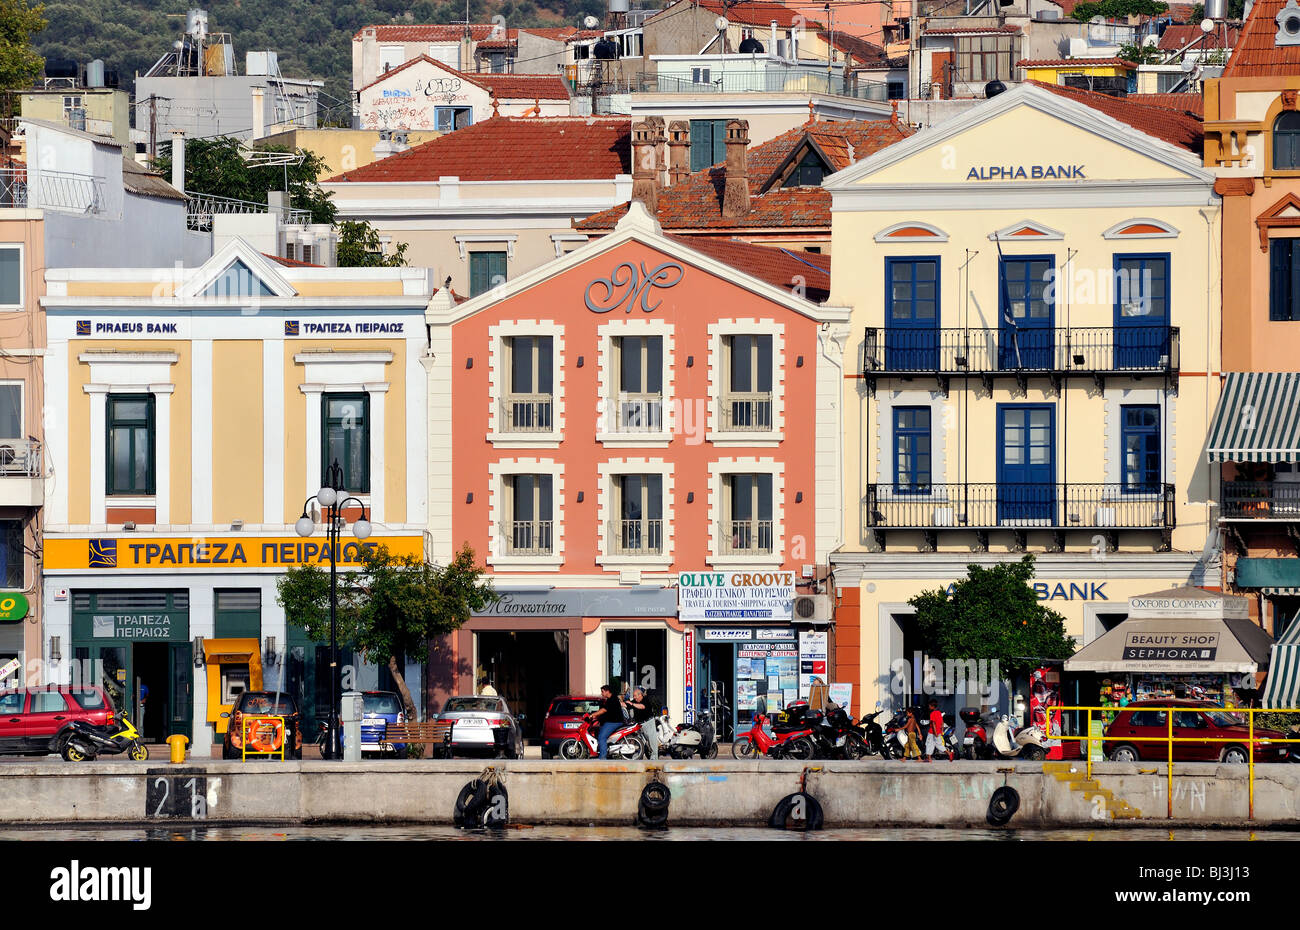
997, 405, 1055, 522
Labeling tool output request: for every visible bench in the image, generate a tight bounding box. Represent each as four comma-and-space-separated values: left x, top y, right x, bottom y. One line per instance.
378, 720, 455, 758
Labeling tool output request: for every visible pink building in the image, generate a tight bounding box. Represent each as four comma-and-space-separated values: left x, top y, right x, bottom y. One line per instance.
424, 203, 849, 740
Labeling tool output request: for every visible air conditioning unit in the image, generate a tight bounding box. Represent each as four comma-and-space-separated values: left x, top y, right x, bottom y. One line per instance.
792, 594, 832, 625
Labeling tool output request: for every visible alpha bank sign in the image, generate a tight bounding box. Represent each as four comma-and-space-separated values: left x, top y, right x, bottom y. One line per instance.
966, 164, 1086, 181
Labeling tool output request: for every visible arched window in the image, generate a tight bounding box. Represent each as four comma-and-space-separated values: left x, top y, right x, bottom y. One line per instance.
1274, 111, 1300, 170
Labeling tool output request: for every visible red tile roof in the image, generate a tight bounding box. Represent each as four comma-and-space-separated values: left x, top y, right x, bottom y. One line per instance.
1048, 0, 1083, 15
670, 235, 831, 302
1028, 80, 1203, 153
1158, 23, 1240, 51
577, 118, 911, 232
653, 0, 823, 30
1224, 0, 1300, 77
357, 55, 568, 100
1167, 3, 1201, 23
327, 117, 630, 183
819, 31, 886, 63
357, 24, 503, 42
1018, 57, 1135, 68
263, 252, 323, 268
924, 25, 1022, 35
1128, 91, 1204, 117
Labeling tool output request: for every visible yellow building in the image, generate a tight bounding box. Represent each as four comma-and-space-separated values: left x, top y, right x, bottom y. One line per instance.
1018, 57, 1136, 93
823, 82, 1223, 714
18, 87, 131, 147
256, 127, 441, 181
39, 240, 434, 755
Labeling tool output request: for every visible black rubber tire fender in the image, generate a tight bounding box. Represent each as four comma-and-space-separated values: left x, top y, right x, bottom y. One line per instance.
479, 784, 510, 829
640, 782, 671, 811
769, 792, 824, 831
454, 780, 488, 827
637, 801, 669, 827
986, 786, 1021, 826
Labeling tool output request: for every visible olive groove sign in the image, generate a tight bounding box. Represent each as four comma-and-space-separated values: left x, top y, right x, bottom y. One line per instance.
145, 774, 209, 819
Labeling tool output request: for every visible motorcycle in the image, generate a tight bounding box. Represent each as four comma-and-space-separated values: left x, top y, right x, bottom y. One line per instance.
559, 713, 644, 760
859, 704, 889, 757
731, 712, 816, 760
880, 709, 911, 759
809, 705, 872, 759
60, 714, 148, 762
668, 708, 718, 759
959, 708, 990, 760
988, 714, 1048, 760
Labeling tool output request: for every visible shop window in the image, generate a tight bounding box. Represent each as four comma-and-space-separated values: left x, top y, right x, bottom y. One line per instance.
720, 334, 773, 431
469, 250, 506, 297
614, 335, 663, 431
612, 473, 663, 554
721, 473, 773, 554
106, 393, 155, 496
322, 393, 370, 494
503, 474, 553, 555
689, 119, 725, 171
1120, 405, 1161, 492
0, 246, 21, 309
0, 520, 23, 588
502, 335, 553, 431
893, 406, 932, 493
1270, 238, 1300, 321
1274, 111, 1300, 171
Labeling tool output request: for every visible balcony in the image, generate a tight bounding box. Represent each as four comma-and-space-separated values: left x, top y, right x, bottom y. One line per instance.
635, 71, 890, 102
719, 519, 774, 555
501, 520, 553, 556
0, 438, 42, 508
0, 166, 105, 214
185, 192, 312, 231
501, 394, 554, 432
609, 519, 664, 556
616, 394, 664, 432
719, 393, 773, 431
863, 482, 1175, 551
1220, 481, 1300, 521
861, 326, 1180, 395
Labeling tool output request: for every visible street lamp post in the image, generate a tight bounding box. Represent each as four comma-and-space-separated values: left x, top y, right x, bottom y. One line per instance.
295, 459, 372, 760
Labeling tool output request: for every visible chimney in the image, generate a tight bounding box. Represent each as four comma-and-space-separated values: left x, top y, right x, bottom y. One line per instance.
721, 118, 750, 219
268, 190, 289, 219
631, 116, 666, 213
667, 120, 690, 186
770, 20, 778, 53
372, 127, 409, 161
251, 85, 265, 140
170, 130, 185, 194
460, 25, 475, 71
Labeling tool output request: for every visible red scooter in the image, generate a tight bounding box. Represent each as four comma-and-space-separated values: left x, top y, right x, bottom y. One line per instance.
731, 712, 816, 760
559, 713, 645, 760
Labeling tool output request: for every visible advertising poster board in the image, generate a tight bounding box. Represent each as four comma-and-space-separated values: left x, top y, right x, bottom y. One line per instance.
798, 631, 828, 698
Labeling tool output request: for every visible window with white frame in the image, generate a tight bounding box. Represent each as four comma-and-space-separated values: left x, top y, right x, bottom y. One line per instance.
379, 45, 404, 72
610, 474, 663, 555
503, 474, 553, 555
503, 336, 554, 432
0, 246, 21, 309
614, 335, 663, 431
0, 383, 20, 440
721, 334, 773, 431
721, 473, 773, 554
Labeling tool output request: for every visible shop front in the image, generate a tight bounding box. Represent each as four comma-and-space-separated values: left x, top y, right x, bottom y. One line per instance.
0, 592, 30, 689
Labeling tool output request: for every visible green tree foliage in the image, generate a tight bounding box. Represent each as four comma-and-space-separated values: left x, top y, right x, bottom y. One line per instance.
337, 220, 409, 267
1070, 0, 1169, 20
1118, 41, 1165, 63
0, 0, 48, 92
908, 556, 1076, 681
276, 543, 496, 722
153, 136, 336, 223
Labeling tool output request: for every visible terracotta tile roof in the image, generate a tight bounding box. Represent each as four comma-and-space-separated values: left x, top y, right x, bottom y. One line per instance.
357, 24, 503, 42
263, 252, 323, 268
670, 234, 831, 302
924, 25, 1022, 35
1167, 3, 1200, 23
854, 57, 908, 71
1018, 57, 1135, 68
576, 118, 911, 232
476, 73, 571, 101
475, 38, 518, 50
1028, 80, 1203, 153
1158, 23, 1240, 50
356, 54, 440, 94
654, 0, 823, 30
327, 117, 630, 183
819, 31, 886, 63
1224, 0, 1300, 77
1047, 0, 1083, 15
1128, 91, 1204, 117
121, 155, 185, 201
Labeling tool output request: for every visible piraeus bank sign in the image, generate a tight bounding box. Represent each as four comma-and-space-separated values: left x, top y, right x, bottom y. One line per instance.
45, 536, 424, 571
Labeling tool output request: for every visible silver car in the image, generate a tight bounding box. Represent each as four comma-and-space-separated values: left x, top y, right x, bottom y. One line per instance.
438, 695, 525, 758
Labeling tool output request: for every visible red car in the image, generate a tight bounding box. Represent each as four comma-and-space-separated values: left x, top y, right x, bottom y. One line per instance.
1103, 699, 1288, 764
540, 695, 604, 759
0, 686, 116, 756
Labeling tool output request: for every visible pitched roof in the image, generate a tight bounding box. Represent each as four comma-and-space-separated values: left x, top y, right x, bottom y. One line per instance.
357, 24, 503, 42
819, 31, 886, 63
924, 25, 1021, 35
357, 55, 568, 100
1158, 23, 1240, 51
1027, 80, 1202, 153
263, 252, 323, 268
1128, 91, 1204, 117
576, 118, 911, 232
651, 0, 822, 29
670, 235, 831, 302
1223, 0, 1300, 77
121, 155, 186, 201
327, 117, 630, 183
1018, 57, 1135, 68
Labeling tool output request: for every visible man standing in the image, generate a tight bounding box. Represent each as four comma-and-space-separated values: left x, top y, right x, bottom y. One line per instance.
925, 698, 951, 762
628, 686, 660, 760
478, 677, 497, 696
590, 683, 625, 759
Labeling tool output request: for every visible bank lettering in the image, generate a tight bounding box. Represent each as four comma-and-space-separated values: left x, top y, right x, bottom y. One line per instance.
117, 541, 378, 567
944, 581, 1108, 601
88, 322, 178, 334
966, 164, 1086, 181
294, 322, 404, 334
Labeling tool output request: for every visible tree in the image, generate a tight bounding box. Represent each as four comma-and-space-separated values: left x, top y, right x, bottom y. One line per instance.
1118, 41, 1165, 63
153, 137, 337, 224
1070, 0, 1169, 20
908, 555, 1076, 682
337, 220, 409, 268
276, 543, 497, 726
0, 0, 47, 93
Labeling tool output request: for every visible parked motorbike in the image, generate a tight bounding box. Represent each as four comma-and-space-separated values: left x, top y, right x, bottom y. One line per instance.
731, 712, 815, 760
960, 707, 994, 760
808, 705, 872, 759
880, 709, 911, 759
668, 708, 718, 759
559, 713, 644, 760
60, 714, 148, 762
988, 714, 1048, 760
859, 704, 889, 757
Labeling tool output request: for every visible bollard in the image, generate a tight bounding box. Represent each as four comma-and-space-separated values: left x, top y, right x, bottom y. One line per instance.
166, 734, 189, 764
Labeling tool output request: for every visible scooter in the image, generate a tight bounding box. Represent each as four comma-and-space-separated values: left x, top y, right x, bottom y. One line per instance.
731, 712, 815, 760
668, 708, 718, 759
989, 715, 1047, 760
880, 709, 911, 759
859, 703, 889, 757
60, 714, 149, 762
559, 713, 644, 760
960, 707, 995, 760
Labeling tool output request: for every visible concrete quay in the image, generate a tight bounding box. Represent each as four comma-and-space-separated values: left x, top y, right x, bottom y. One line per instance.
1, 760, 1296, 828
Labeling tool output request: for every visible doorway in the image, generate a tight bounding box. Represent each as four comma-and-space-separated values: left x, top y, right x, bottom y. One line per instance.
476, 631, 568, 740
605, 628, 666, 700
698, 642, 735, 741
132, 643, 169, 743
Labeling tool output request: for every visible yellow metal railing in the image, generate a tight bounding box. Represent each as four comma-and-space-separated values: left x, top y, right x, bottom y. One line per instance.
1047, 704, 1300, 820
240, 714, 287, 761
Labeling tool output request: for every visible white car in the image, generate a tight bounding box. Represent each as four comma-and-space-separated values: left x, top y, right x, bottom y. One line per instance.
438, 695, 524, 758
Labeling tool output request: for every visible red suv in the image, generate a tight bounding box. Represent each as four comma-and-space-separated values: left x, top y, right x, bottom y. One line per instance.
1104, 699, 1288, 763
0, 686, 116, 756
540, 695, 603, 758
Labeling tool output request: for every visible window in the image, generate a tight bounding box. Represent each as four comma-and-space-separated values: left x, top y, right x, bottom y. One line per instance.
999, 257, 1054, 369
885, 258, 939, 370
722, 474, 774, 554
379, 45, 404, 72
1270, 238, 1300, 321
614, 335, 663, 431
612, 474, 663, 554
689, 119, 726, 171
1121, 405, 1160, 493
1115, 256, 1169, 321
503, 336, 553, 432
1275, 111, 1300, 171
887, 81, 906, 100
781, 148, 829, 188
322, 393, 370, 494
691, 67, 712, 85
62, 95, 83, 117
435, 106, 472, 133
0, 384, 20, 439
721, 334, 773, 430
31, 691, 67, 713
106, 394, 155, 495
201, 260, 273, 299
893, 407, 932, 494
1001, 258, 1053, 322
0, 247, 20, 308
469, 250, 506, 297
504, 474, 553, 554
0, 520, 22, 588
0, 692, 21, 714
954, 34, 1014, 82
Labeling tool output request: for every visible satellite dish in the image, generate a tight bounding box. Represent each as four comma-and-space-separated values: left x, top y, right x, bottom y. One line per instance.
1200, 17, 1214, 32
715, 14, 729, 31
584, 15, 599, 28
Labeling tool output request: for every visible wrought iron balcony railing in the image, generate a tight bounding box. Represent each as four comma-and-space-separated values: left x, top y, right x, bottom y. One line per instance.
1220, 481, 1300, 519
720, 519, 774, 555
719, 393, 773, 431
609, 519, 664, 555
501, 394, 554, 432
0, 166, 105, 214
501, 520, 553, 555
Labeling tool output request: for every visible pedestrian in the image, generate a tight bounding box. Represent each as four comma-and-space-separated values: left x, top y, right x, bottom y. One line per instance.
903, 707, 921, 760
628, 686, 660, 760
590, 683, 625, 759
477, 676, 497, 696
925, 698, 951, 762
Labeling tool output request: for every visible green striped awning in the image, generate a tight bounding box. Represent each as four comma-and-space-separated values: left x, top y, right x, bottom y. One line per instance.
1207, 373, 1300, 463
1235, 558, 1300, 594
1262, 611, 1300, 709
